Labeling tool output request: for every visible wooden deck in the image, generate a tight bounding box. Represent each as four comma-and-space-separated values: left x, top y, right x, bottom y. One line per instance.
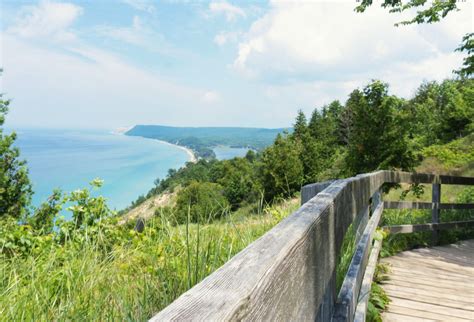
381, 240, 474, 322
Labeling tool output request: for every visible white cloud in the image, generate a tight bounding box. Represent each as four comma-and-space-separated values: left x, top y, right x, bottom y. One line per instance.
214, 30, 242, 46
209, 1, 246, 22
121, 0, 156, 13
225, 0, 474, 118
1, 33, 225, 128
7, 0, 82, 42
233, 0, 472, 91
95, 16, 179, 56
202, 91, 220, 103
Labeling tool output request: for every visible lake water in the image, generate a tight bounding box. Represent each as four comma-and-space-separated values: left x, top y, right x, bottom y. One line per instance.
213, 146, 250, 160
13, 128, 190, 211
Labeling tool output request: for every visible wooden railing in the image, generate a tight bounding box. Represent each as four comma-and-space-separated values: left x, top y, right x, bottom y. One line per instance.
150, 171, 474, 322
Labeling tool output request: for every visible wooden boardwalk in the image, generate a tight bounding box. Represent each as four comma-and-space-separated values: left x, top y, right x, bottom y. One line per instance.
381, 240, 474, 322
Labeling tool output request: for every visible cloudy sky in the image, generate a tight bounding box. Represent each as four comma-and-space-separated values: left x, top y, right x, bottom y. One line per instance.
0, 0, 472, 129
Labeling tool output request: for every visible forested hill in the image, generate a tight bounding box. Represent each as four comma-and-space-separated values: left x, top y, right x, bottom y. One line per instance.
125, 125, 288, 158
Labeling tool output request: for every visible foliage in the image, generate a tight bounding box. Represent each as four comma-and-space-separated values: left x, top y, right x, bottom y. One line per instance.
422, 134, 474, 170
367, 282, 390, 322
2, 73, 474, 320
210, 157, 260, 209
260, 133, 304, 200
455, 33, 474, 78
126, 125, 289, 156
355, 0, 459, 26
174, 181, 230, 224
0, 191, 298, 320
0, 89, 32, 219
345, 80, 415, 175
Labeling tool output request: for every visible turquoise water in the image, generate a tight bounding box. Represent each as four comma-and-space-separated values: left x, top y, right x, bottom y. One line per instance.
13, 128, 190, 211
213, 146, 250, 160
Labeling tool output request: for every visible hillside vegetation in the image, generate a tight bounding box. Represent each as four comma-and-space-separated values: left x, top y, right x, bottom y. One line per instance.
1, 77, 473, 320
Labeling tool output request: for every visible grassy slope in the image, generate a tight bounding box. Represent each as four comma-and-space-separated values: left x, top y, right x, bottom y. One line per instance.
381, 133, 474, 255
1, 198, 299, 321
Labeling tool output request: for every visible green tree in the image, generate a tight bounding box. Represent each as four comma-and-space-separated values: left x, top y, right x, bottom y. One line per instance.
175, 181, 229, 224
406, 79, 474, 148
355, 0, 459, 26
304, 101, 346, 182
0, 84, 32, 219
345, 80, 415, 174
260, 133, 303, 201
211, 158, 260, 209
455, 33, 473, 78
293, 110, 308, 141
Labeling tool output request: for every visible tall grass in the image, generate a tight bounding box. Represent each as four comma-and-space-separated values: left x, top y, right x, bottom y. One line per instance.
0, 199, 299, 321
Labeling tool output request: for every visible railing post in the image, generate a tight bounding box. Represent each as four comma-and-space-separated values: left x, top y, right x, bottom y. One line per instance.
432, 183, 441, 245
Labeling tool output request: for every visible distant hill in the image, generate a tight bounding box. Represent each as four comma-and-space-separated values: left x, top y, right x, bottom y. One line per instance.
125, 125, 290, 158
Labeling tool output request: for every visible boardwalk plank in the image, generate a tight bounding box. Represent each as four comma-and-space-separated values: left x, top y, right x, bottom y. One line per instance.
383, 312, 437, 322
386, 304, 472, 321
382, 240, 474, 322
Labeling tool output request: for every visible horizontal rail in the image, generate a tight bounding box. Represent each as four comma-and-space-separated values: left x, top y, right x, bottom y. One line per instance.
333, 196, 384, 322
382, 173, 474, 185
354, 238, 382, 322
301, 180, 335, 205
383, 220, 474, 234
152, 171, 474, 322
384, 201, 474, 210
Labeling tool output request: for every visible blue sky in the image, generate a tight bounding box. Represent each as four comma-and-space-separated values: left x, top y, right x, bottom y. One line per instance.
0, 0, 472, 129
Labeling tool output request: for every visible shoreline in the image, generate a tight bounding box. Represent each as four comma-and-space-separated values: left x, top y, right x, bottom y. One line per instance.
114, 128, 197, 163
155, 139, 197, 163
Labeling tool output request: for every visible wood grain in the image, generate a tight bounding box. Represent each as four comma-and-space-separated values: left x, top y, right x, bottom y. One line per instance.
381, 240, 474, 322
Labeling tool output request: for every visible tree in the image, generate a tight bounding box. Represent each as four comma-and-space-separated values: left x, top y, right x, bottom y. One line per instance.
293, 110, 308, 141
455, 33, 474, 78
355, 0, 459, 26
304, 101, 347, 182
345, 80, 415, 174
260, 133, 303, 201
0, 81, 32, 219
405, 79, 474, 147
175, 181, 229, 224
211, 158, 260, 209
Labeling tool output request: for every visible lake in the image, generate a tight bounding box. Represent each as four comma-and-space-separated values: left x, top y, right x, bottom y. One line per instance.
13, 128, 191, 211
213, 146, 250, 160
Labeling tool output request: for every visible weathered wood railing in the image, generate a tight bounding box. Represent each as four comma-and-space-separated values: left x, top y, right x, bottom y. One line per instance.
150, 171, 474, 322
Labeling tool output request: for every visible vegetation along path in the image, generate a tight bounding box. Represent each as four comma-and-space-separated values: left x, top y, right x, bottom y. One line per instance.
380, 240, 474, 322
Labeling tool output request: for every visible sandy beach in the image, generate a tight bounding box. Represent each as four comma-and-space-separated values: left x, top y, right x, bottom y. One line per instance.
114, 127, 197, 163
156, 139, 197, 163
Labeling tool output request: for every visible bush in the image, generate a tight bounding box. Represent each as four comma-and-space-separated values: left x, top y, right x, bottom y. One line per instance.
175, 181, 230, 224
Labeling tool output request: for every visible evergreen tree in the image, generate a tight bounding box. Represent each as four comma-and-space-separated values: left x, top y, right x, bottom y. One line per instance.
0, 82, 32, 219
345, 80, 415, 175
293, 110, 308, 140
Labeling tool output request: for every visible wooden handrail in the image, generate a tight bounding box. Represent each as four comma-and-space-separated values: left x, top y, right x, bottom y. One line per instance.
150, 171, 474, 322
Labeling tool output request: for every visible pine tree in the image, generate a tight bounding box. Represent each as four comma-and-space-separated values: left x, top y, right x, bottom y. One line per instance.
293, 110, 308, 141
345, 80, 415, 175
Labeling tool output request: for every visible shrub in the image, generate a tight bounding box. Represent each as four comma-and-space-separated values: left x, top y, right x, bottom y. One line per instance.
175, 181, 230, 224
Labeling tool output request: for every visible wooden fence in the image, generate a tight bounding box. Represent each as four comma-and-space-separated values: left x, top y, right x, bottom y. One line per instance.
150, 171, 474, 322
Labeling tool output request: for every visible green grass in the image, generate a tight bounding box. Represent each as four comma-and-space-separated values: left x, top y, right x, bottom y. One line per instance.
381, 133, 474, 256
0, 198, 299, 321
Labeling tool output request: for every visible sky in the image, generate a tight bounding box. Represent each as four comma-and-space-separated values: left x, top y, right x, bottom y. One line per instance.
0, 0, 472, 130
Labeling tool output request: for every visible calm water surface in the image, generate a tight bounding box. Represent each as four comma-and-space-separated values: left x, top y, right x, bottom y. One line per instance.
14, 128, 190, 211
